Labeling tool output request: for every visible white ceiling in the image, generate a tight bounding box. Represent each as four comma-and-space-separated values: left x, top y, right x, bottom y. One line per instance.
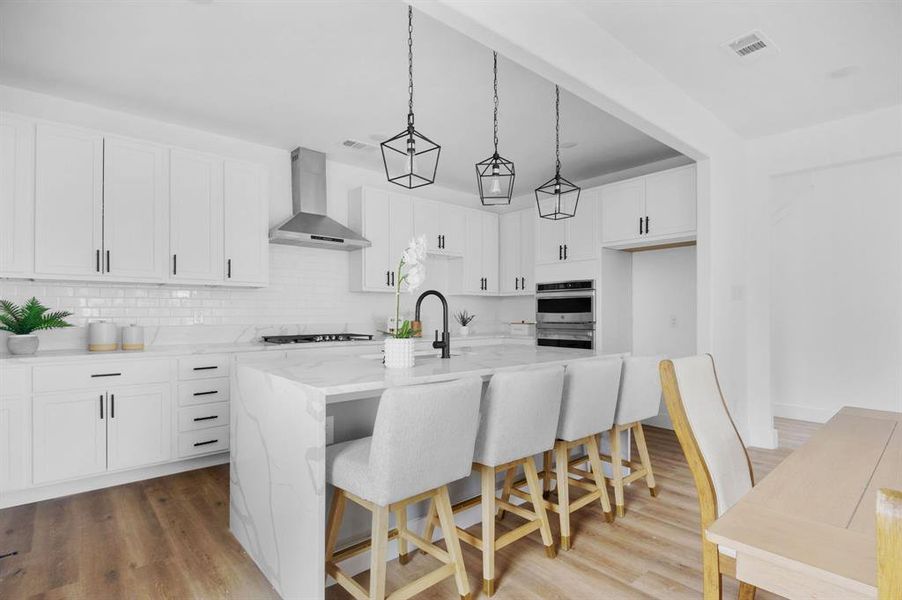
0, 0, 682, 195
573, 0, 902, 137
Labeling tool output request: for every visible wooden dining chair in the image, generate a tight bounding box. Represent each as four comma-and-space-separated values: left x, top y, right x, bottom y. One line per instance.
659, 355, 757, 600
877, 488, 902, 599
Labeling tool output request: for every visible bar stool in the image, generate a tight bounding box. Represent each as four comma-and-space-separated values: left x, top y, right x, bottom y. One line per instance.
422, 366, 564, 597
518, 357, 622, 550
325, 376, 482, 600
607, 355, 664, 517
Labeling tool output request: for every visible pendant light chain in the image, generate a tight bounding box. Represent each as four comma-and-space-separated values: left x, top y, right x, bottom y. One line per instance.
407, 5, 414, 121
555, 85, 561, 176
493, 51, 499, 155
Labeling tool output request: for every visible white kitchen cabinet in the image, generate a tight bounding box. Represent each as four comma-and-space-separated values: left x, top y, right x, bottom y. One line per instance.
0, 113, 35, 276
349, 187, 414, 292
601, 164, 696, 249
34, 123, 104, 278
107, 385, 171, 471
103, 136, 168, 281
224, 160, 268, 285
463, 210, 499, 295
535, 194, 598, 265
414, 199, 466, 256
0, 395, 29, 494
169, 149, 224, 282
499, 208, 535, 295
33, 390, 107, 484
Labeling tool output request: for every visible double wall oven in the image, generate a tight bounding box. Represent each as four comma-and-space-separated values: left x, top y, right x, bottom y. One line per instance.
535, 280, 595, 349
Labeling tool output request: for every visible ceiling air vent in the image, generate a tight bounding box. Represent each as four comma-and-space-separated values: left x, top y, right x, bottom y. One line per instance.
340, 139, 376, 152
723, 30, 777, 61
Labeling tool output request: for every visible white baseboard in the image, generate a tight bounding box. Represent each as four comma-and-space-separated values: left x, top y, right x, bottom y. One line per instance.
772, 403, 835, 424
0, 452, 229, 509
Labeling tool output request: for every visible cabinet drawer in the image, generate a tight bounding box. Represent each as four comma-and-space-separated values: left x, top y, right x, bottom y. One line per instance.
0, 367, 30, 397
178, 426, 229, 457
34, 359, 169, 393
177, 355, 230, 380
178, 403, 229, 432
178, 377, 230, 406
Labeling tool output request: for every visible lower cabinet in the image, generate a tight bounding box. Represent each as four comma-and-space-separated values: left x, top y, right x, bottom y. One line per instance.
33, 384, 171, 484
0, 395, 29, 493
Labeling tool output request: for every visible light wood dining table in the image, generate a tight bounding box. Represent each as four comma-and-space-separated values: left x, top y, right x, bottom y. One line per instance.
707, 406, 902, 599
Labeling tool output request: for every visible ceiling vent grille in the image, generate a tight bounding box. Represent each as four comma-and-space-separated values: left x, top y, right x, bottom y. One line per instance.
724, 30, 777, 60
340, 139, 376, 152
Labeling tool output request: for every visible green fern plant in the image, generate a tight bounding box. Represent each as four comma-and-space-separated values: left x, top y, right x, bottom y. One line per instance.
0, 297, 73, 335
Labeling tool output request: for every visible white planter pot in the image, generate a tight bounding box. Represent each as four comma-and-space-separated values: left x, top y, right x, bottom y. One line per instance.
7, 334, 39, 355
459, 325, 470, 337
384, 338, 415, 369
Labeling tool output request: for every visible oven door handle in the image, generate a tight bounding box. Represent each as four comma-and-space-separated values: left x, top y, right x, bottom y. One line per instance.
535, 292, 596, 300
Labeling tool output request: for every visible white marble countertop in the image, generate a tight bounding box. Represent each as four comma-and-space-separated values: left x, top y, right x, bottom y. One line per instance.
246, 343, 614, 398
0, 334, 532, 365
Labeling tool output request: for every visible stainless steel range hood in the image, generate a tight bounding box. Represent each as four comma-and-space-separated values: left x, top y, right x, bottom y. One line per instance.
269, 147, 371, 250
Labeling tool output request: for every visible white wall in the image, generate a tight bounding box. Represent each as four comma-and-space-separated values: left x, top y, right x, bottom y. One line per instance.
769, 154, 902, 421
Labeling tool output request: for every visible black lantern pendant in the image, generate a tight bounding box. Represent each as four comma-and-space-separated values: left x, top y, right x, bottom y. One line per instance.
475, 52, 515, 205
535, 85, 580, 220
381, 6, 440, 189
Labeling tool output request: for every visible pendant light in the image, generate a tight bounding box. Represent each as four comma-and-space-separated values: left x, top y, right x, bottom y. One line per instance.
381, 5, 440, 189
535, 85, 579, 220
475, 52, 515, 205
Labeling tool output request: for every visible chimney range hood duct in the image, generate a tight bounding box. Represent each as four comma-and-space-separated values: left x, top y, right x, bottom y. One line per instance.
269, 147, 371, 250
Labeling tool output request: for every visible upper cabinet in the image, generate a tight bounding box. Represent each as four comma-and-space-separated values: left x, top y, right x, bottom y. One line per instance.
499, 208, 535, 295
535, 191, 598, 265
601, 164, 696, 249
0, 114, 34, 277
414, 200, 466, 256
463, 210, 499, 295
34, 123, 104, 278
348, 187, 414, 293
223, 160, 268, 286
1, 112, 269, 287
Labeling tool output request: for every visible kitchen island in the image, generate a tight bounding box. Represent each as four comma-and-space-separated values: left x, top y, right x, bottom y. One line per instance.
230, 342, 618, 599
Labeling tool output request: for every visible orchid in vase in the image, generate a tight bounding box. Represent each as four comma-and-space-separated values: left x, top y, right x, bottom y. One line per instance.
384, 236, 427, 368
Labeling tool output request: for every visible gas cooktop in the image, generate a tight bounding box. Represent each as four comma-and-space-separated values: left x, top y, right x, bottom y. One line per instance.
262, 333, 374, 344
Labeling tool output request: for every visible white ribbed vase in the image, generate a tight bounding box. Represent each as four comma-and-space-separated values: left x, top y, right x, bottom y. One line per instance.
384, 338, 415, 369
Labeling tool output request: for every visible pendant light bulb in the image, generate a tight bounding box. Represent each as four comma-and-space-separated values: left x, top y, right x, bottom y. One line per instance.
489, 175, 503, 195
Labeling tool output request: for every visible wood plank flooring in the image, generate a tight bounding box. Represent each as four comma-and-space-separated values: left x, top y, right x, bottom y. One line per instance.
0, 418, 813, 599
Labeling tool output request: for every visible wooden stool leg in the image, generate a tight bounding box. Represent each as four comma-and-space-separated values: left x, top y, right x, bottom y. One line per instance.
497, 467, 515, 520
633, 423, 657, 496
542, 450, 553, 498
325, 488, 345, 562
554, 442, 572, 550
480, 465, 496, 596
522, 457, 556, 558
738, 582, 757, 600
586, 435, 614, 522
369, 505, 390, 600
395, 506, 410, 565
421, 497, 437, 551
609, 425, 626, 517
434, 486, 472, 600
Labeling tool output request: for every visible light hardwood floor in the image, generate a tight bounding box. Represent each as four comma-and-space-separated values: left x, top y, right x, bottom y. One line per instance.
0, 418, 812, 599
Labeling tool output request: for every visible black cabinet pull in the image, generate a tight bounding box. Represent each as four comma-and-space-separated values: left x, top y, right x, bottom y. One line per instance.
99, 394, 104, 419
91, 372, 122, 378
391, 271, 395, 286
106, 250, 110, 273
437, 234, 441, 248
173, 254, 177, 275
193, 415, 218, 422
521, 276, 525, 289
639, 217, 643, 235
515, 277, 519, 290
96, 249, 101, 272
111, 394, 115, 419
564, 244, 568, 260
193, 366, 218, 371
386, 270, 390, 286
227, 258, 231, 279
194, 439, 218, 447
559, 245, 563, 260
645, 216, 650, 234
193, 390, 219, 397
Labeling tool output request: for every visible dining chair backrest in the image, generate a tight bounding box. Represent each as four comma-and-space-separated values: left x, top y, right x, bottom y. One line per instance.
369, 376, 482, 503
660, 355, 754, 521
614, 356, 665, 425
877, 487, 902, 599
557, 357, 623, 441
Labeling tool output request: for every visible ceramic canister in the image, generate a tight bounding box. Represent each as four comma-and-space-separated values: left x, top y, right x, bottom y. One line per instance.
122, 324, 145, 351
88, 321, 119, 352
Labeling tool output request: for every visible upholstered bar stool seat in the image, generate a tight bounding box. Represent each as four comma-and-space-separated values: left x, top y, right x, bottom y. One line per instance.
606, 355, 664, 517
511, 357, 622, 550
422, 366, 565, 597
325, 376, 482, 600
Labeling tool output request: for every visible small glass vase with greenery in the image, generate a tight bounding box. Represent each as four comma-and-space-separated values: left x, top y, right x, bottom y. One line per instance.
454, 310, 476, 336
0, 297, 73, 355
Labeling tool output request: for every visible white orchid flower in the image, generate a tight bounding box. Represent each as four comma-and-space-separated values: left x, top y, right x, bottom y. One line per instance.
404, 262, 425, 293
402, 235, 428, 266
